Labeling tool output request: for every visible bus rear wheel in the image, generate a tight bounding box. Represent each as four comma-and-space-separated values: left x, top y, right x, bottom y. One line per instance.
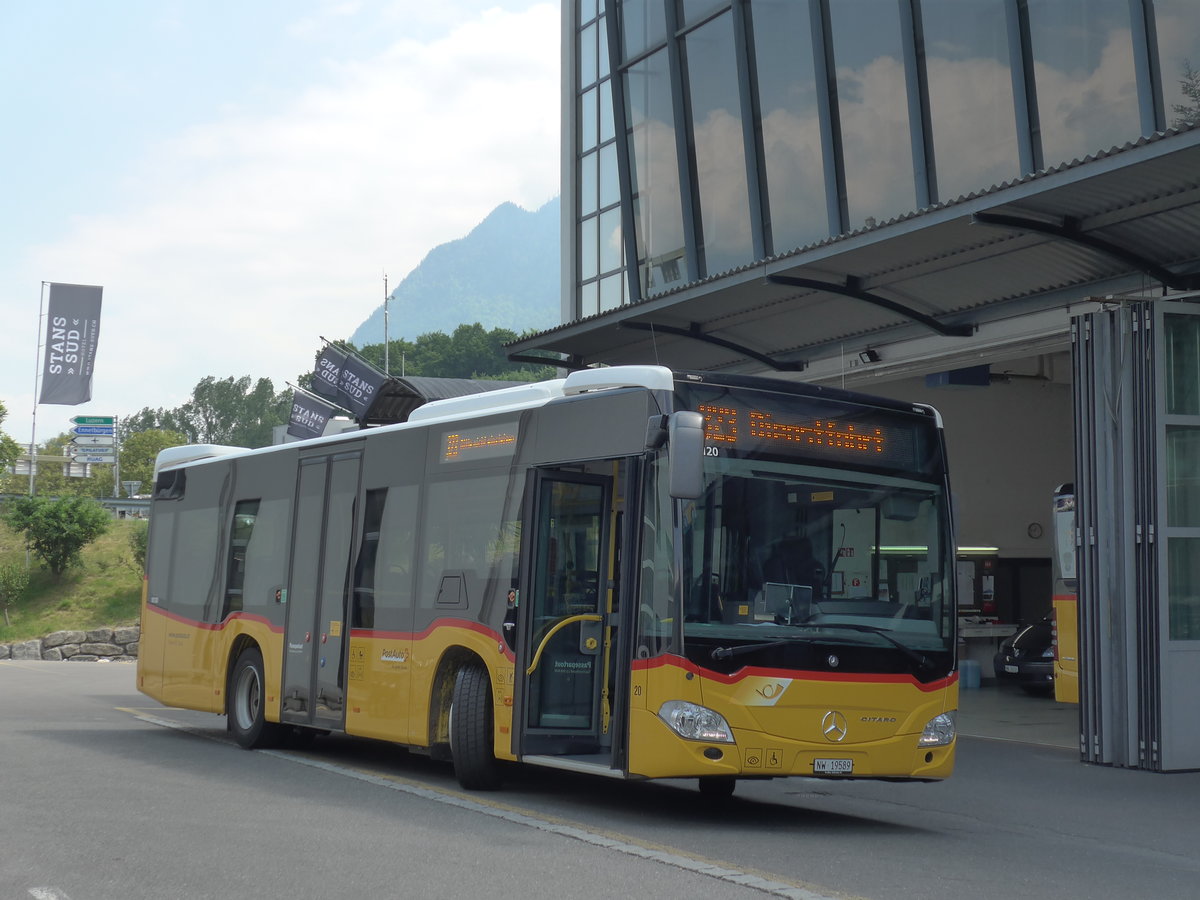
450, 662, 502, 790
229, 646, 283, 749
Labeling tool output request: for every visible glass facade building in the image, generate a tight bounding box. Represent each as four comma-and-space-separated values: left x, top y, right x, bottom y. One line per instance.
564, 0, 1200, 318
575, 0, 627, 318
551, 1, 1200, 771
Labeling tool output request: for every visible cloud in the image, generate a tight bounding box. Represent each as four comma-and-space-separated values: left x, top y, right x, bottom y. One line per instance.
6, 3, 560, 445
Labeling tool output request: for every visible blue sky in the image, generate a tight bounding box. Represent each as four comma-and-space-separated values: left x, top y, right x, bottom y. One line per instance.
1, 1, 560, 446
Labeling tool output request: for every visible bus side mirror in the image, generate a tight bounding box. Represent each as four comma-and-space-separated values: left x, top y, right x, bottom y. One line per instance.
668, 411, 704, 499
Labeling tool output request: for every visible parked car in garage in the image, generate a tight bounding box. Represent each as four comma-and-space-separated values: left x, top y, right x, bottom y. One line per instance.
993, 616, 1055, 696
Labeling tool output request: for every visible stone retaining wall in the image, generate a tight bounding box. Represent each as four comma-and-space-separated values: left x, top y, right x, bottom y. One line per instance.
0, 625, 140, 662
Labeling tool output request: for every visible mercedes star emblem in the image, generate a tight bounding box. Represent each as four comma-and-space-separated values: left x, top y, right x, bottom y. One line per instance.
821, 710, 849, 742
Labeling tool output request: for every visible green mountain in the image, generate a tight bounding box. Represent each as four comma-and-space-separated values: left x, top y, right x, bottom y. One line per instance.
351, 197, 561, 347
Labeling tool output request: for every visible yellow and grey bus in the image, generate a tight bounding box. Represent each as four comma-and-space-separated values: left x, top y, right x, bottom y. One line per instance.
1051, 484, 1079, 704
138, 365, 958, 795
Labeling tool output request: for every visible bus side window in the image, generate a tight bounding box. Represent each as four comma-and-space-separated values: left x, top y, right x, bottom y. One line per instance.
146, 510, 176, 607
223, 500, 259, 617
420, 474, 511, 612
224, 497, 291, 619
637, 458, 676, 656
173, 505, 221, 624
153, 468, 186, 501
353, 484, 419, 631
352, 489, 387, 628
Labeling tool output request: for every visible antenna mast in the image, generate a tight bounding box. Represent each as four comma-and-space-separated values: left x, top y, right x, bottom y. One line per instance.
383, 271, 390, 375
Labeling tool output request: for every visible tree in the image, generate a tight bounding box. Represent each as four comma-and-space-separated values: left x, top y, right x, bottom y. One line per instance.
24, 433, 78, 498
0, 431, 114, 498
118, 407, 191, 443
119, 429, 188, 492
1172, 60, 1200, 128
3, 496, 110, 577
0, 401, 21, 472
350, 322, 555, 382
124, 376, 290, 449
0, 563, 30, 627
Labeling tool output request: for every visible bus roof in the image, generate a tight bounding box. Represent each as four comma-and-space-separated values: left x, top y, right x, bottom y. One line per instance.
153, 444, 249, 477
153, 365, 679, 476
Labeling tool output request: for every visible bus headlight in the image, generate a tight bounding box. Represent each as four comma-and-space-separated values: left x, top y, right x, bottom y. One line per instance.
918, 711, 956, 747
658, 700, 735, 743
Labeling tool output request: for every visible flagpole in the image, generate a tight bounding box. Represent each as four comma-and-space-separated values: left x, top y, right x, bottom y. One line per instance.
383, 271, 390, 376
28, 281, 48, 496
113, 416, 121, 499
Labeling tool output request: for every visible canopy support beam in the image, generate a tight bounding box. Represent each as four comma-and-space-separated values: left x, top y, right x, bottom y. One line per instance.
766, 274, 974, 337
973, 211, 1200, 291
619, 321, 806, 371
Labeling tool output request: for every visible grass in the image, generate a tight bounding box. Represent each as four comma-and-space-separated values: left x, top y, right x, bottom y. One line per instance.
0, 518, 143, 643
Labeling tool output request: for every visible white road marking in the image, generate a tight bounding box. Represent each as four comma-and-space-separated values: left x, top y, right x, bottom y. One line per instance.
121, 707, 855, 900
29, 888, 73, 899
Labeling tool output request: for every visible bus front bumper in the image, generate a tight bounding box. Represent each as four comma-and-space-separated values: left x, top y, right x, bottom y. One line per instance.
627, 707, 956, 782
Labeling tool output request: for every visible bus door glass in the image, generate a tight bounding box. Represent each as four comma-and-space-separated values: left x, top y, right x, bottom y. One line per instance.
282, 449, 362, 729
1052, 484, 1079, 703
519, 471, 612, 755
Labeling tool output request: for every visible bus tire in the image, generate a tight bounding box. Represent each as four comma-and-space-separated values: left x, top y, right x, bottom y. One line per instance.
229, 646, 283, 749
450, 662, 502, 790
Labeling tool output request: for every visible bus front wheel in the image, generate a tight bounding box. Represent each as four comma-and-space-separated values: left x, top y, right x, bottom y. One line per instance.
449, 662, 502, 790
229, 646, 283, 749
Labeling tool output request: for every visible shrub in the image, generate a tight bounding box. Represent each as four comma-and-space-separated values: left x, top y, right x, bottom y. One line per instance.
129, 519, 149, 572
0, 563, 30, 627
3, 496, 110, 577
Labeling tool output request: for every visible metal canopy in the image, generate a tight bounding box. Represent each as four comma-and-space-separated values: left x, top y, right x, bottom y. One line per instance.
509, 128, 1200, 374
361, 375, 524, 426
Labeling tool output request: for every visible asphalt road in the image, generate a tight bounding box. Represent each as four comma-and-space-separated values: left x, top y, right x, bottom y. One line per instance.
3, 660, 1198, 900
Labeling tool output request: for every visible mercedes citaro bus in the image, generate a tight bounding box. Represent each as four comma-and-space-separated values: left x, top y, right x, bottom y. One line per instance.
138, 366, 958, 795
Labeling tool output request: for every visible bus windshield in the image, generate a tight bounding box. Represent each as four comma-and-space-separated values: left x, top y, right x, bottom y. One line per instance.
678, 455, 955, 678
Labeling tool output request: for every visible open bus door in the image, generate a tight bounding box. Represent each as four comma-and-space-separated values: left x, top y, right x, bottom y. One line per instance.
1052, 483, 1080, 704
513, 464, 631, 774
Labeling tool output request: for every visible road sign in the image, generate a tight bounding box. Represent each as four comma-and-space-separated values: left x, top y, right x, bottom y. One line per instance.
75, 454, 116, 464
71, 435, 115, 447
72, 425, 115, 436
70, 415, 115, 425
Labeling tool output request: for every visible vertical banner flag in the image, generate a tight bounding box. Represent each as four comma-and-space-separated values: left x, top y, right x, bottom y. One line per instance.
313, 345, 345, 400
39, 283, 103, 405
338, 354, 387, 419
287, 391, 337, 440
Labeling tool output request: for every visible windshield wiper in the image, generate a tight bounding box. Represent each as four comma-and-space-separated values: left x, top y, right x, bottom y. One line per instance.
710, 623, 934, 670
711, 637, 814, 660
810, 623, 935, 671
